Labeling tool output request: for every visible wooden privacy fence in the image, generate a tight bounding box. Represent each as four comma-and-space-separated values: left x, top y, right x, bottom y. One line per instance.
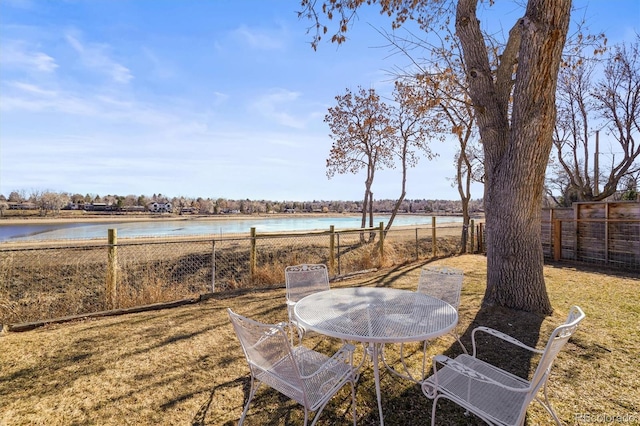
542, 201, 640, 270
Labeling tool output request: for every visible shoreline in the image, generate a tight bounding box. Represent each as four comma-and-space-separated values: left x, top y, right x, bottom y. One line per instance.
0, 212, 476, 248
0, 213, 343, 226
0, 211, 475, 226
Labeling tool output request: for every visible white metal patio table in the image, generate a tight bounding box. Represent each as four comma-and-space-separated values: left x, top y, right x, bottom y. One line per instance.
294, 286, 458, 425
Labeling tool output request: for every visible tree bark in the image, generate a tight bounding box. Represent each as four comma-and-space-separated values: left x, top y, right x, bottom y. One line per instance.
457, 0, 570, 313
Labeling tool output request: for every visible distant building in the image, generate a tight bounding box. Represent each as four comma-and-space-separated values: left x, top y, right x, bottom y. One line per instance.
148, 202, 172, 213
8, 202, 37, 210
121, 205, 146, 213
84, 202, 108, 211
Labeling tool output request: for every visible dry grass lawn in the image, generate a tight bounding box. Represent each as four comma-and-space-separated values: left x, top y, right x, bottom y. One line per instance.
1, 254, 638, 425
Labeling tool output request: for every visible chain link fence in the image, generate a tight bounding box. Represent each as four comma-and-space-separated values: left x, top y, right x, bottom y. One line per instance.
1, 222, 471, 327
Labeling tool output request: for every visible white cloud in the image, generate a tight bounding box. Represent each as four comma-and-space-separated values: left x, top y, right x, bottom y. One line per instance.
212, 91, 229, 106
232, 25, 286, 50
0, 92, 98, 115
0, 40, 58, 72
141, 46, 174, 80
65, 31, 133, 84
8, 81, 57, 96
249, 88, 308, 129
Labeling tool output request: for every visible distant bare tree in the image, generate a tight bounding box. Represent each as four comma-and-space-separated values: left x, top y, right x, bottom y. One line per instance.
550, 36, 639, 204
33, 190, 67, 216
0, 200, 8, 217
8, 191, 25, 203
618, 172, 639, 200
121, 195, 137, 207
592, 37, 640, 197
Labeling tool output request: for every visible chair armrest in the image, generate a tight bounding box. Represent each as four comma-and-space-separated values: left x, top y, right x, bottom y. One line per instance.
253, 322, 295, 348
426, 355, 530, 394
322, 343, 357, 370
299, 343, 357, 380
471, 326, 544, 357
278, 321, 298, 336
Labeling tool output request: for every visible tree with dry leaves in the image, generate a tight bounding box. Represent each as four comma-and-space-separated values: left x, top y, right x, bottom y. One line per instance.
300, 0, 573, 314
413, 43, 482, 251
384, 81, 438, 233
325, 87, 396, 238
378, 21, 484, 252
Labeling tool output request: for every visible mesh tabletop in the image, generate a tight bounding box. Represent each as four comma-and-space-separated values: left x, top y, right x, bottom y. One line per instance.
294, 287, 458, 344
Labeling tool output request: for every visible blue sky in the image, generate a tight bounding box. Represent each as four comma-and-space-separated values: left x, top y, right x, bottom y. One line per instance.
1, 1, 638, 202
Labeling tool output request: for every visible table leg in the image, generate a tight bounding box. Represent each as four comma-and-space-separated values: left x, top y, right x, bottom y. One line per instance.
371, 343, 385, 426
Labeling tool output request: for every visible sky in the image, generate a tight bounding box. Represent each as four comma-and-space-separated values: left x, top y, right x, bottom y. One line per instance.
1, 1, 638, 202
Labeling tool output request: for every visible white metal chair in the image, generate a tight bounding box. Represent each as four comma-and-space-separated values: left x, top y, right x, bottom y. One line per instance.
422, 305, 586, 426
228, 308, 358, 426
285, 263, 330, 342
383, 265, 467, 382
417, 266, 467, 354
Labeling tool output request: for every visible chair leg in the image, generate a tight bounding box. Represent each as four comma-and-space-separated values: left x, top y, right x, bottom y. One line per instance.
453, 331, 468, 354
238, 377, 260, 426
351, 377, 357, 426
430, 394, 441, 426
537, 381, 562, 426
421, 340, 429, 380
380, 342, 421, 383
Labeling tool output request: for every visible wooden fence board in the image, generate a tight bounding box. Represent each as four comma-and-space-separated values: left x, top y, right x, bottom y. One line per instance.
542, 201, 639, 270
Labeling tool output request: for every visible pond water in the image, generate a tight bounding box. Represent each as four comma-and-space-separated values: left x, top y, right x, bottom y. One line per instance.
0, 215, 463, 243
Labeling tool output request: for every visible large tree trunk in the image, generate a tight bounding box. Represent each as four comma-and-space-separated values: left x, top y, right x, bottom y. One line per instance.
456, 0, 570, 313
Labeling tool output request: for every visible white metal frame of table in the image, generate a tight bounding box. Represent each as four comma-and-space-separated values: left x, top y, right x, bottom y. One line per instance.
294, 287, 458, 425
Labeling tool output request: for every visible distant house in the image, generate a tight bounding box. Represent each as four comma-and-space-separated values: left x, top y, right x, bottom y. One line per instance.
121, 205, 146, 213
148, 202, 172, 213
8, 202, 37, 210
84, 202, 108, 211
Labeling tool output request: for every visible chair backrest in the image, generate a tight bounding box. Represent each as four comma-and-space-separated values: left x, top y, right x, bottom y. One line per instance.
227, 308, 300, 382
528, 306, 586, 394
417, 266, 464, 309
285, 264, 330, 304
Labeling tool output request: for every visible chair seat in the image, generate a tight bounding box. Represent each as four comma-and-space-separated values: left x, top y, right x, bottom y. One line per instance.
256, 346, 355, 412
228, 307, 358, 425
423, 354, 529, 425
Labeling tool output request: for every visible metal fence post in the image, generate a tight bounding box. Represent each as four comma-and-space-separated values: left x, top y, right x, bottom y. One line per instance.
378, 222, 384, 262
250, 227, 256, 279
432, 216, 437, 258
211, 239, 216, 292
329, 225, 335, 275
107, 228, 118, 309
337, 233, 341, 275
415, 228, 419, 260
470, 219, 475, 254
